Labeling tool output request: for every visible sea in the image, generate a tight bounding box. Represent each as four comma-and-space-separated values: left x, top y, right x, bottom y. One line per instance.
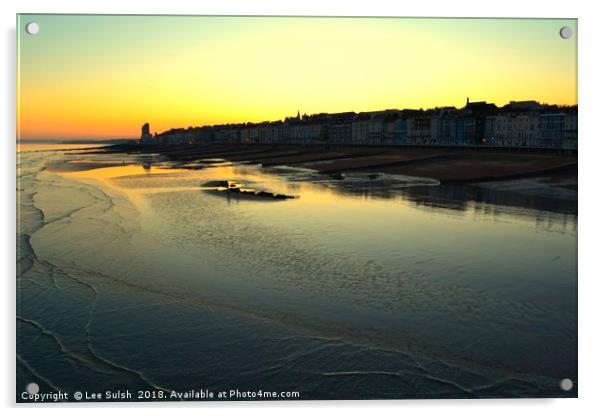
16, 143, 577, 401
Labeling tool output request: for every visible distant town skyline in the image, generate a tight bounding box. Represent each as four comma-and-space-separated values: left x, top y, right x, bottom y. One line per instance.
18, 15, 577, 140
143, 99, 577, 150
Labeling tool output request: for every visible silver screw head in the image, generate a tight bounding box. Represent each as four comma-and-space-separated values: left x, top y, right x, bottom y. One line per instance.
559, 26, 573, 40
559, 378, 573, 391
25, 382, 39, 394
25, 22, 40, 35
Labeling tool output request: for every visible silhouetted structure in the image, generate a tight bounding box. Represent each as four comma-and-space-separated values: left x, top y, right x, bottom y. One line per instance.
145, 100, 577, 150
140, 123, 152, 144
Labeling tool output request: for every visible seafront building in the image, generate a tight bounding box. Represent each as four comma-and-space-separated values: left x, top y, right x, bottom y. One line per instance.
139, 122, 153, 144
142, 100, 577, 150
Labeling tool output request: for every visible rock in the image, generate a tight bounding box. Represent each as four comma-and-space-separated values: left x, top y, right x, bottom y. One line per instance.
201, 179, 297, 200
201, 180, 231, 188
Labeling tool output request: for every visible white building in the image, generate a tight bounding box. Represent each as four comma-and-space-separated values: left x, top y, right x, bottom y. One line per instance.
493, 112, 539, 147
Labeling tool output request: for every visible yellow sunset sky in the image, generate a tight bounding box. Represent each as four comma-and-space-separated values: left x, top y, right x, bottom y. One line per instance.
17, 15, 577, 140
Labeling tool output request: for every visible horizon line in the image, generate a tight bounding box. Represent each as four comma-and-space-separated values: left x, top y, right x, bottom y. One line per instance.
18, 99, 578, 141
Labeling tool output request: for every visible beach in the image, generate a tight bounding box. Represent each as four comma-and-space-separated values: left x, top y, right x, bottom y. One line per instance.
90, 143, 577, 209
97, 142, 575, 184
17, 143, 577, 400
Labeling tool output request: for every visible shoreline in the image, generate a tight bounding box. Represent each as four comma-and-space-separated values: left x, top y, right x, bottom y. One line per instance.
89, 143, 577, 202
17, 143, 577, 399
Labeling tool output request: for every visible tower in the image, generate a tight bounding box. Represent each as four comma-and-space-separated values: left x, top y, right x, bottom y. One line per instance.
140, 123, 152, 143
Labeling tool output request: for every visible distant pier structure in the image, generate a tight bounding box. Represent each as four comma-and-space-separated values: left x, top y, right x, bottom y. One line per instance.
140, 123, 153, 144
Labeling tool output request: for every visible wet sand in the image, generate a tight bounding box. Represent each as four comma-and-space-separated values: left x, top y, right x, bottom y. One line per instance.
92, 143, 577, 200
17, 143, 577, 399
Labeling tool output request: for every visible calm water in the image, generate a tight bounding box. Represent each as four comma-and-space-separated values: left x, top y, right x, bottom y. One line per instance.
16, 144, 577, 400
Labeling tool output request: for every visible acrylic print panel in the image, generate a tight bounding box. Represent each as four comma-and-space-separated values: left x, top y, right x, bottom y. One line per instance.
16, 14, 577, 402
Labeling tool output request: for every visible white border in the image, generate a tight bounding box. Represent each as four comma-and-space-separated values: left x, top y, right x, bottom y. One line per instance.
3, 1, 600, 415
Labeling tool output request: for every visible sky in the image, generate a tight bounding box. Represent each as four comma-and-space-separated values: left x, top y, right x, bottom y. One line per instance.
17, 15, 577, 140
